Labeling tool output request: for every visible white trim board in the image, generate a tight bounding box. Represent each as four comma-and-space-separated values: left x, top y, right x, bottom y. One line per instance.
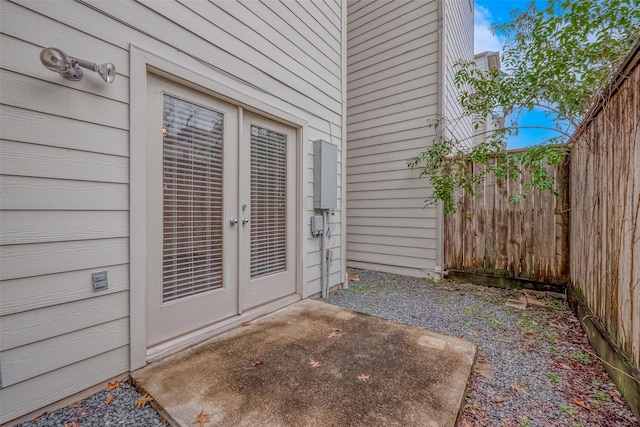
145, 294, 301, 364
129, 44, 309, 371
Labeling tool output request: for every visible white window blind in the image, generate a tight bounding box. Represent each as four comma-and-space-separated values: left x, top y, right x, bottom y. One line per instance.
162, 94, 224, 302
250, 125, 287, 279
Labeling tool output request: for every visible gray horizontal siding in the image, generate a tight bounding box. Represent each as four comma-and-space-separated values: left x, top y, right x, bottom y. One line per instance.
472, 52, 501, 146
0, 0, 344, 422
443, 0, 474, 148
346, 0, 439, 275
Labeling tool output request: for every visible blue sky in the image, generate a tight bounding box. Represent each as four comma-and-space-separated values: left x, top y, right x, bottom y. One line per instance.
474, 0, 558, 149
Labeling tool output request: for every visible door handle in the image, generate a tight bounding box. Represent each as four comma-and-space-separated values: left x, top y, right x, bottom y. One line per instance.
242, 218, 250, 225
229, 218, 238, 225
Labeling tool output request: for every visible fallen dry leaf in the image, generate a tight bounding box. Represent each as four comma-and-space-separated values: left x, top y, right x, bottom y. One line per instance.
461, 417, 471, 427
529, 299, 551, 308
252, 360, 264, 366
491, 395, 505, 404
106, 380, 122, 391
67, 402, 81, 408
348, 272, 360, 282
65, 423, 79, 427
607, 390, 624, 404
241, 322, 250, 327
610, 393, 624, 404
475, 361, 494, 380
571, 399, 590, 410
357, 373, 370, 382
135, 393, 154, 409
32, 415, 42, 422
309, 358, 321, 368
105, 394, 115, 406
510, 384, 530, 395
525, 329, 535, 334
548, 320, 569, 330
193, 409, 211, 427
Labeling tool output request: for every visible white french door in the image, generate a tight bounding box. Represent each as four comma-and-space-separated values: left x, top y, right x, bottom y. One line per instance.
145, 75, 297, 347
239, 112, 297, 311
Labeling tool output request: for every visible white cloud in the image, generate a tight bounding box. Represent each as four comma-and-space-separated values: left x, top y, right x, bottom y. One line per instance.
474, 4, 503, 54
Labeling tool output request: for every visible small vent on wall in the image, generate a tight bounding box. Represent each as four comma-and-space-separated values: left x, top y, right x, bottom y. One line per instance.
92, 271, 108, 292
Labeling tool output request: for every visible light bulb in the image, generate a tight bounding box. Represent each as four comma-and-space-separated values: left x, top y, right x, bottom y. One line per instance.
40, 48, 72, 73
39, 47, 115, 84
96, 63, 116, 84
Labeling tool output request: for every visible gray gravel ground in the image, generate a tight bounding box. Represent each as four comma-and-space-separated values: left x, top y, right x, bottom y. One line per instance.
327, 269, 639, 427
17, 382, 165, 427
18, 268, 638, 427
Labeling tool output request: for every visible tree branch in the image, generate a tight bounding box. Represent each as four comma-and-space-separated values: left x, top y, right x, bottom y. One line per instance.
445, 125, 576, 147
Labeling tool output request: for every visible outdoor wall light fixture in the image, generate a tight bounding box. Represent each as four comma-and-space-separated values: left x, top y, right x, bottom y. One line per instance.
39, 47, 116, 84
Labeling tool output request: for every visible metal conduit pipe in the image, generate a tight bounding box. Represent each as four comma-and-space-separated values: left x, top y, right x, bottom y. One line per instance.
321, 210, 329, 299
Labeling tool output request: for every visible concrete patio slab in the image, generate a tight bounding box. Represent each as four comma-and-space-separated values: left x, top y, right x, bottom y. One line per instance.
133, 299, 476, 427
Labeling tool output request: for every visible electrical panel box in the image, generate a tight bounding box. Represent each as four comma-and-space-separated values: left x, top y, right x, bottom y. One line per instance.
313, 139, 338, 209
310, 215, 324, 236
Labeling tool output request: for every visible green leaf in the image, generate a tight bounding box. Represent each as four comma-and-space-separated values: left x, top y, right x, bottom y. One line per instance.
408, 0, 637, 212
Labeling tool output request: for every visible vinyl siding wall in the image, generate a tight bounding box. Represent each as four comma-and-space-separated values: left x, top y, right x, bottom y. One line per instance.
443, 0, 474, 148
472, 51, 501, 147
0, 0, 345, 423
345, 0, 441, 276
473, 52, 490, 146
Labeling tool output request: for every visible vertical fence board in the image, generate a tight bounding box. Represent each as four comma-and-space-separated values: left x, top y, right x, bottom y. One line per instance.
444, 156, 570, 284
444, 43, 639, 372
569, 48, 639, 369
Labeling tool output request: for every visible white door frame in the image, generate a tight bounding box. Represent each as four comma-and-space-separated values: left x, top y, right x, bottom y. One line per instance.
129, 45, 307, 370
239, 111, 298, 311
145, 76, 241, 347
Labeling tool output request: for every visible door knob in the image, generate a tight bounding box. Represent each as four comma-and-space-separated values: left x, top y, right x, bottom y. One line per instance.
229, 218, 238, 225
242, 218, 250, 225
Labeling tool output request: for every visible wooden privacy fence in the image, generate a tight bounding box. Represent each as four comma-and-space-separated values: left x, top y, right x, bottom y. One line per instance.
444, 40, 639, 417
444, 156, 570, 285
569, 41, 640, 371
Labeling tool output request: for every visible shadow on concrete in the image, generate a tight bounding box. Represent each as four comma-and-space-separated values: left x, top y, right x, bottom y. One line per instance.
133, 299, 476, 426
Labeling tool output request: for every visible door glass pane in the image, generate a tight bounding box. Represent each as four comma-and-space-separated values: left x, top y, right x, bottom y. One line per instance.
162, 94, 223, 302
250, 125, 287, 279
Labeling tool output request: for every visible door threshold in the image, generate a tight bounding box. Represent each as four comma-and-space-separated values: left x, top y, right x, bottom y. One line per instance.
146, 294, 301, 364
